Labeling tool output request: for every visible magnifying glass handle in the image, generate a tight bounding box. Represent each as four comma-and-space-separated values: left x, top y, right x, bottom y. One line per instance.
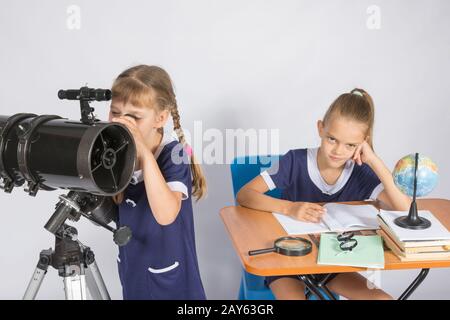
248, 248, 276, 256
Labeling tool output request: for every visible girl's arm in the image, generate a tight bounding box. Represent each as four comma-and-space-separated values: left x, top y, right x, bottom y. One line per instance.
354, 142, 411, 211
237, 176, 325, 223
112, 116, 182, 226
368, 157, 411, 211
142, 149, 183, 225
237, 176, 291, 214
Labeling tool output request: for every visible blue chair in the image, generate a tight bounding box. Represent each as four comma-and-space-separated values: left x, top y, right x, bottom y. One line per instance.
231, 155, 279, 300
230, 155, 339, 300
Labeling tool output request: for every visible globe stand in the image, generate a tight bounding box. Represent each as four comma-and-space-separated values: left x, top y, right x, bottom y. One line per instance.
394, 200, 431, 230
394, 153, 432, 230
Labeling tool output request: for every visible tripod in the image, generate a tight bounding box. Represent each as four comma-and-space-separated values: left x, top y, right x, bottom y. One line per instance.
23, 224, 110, 300
21, 191, 131, 300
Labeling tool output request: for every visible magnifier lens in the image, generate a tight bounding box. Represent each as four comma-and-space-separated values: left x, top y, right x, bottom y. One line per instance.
248, 236, 312, 256
277, 239, 309, 250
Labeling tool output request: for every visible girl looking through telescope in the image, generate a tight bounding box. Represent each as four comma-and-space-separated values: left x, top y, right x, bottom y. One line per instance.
110, 65, 207, 300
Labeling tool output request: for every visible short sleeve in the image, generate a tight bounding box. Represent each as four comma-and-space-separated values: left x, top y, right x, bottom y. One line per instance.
356, 164, 384, 200
260, 150, 296, 191
157, 142, 191, 200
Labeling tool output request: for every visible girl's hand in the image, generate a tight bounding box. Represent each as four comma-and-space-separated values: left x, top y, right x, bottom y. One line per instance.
286, 202, 326, 223
352, 140, 378, 166
111, 116, 149, 163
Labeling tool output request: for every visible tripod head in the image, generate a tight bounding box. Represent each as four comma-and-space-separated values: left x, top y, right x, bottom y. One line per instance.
45, 191, 131, 246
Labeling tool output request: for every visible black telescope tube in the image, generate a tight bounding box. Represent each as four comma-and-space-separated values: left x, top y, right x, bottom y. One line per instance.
0, 113, 136, 196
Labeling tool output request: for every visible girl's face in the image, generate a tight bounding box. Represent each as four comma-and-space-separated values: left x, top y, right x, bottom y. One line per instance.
108, 100, 168, 142
317, 115, 368, 168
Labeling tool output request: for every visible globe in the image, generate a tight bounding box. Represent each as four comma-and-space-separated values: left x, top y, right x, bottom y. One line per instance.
393, 154, 439, 197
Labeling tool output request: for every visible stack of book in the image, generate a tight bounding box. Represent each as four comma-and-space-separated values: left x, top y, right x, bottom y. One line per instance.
377, 210, 450, 261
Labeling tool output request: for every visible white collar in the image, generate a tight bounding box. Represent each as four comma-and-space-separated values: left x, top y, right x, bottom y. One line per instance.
306, 147, 354, 195
130, 131, 178, 185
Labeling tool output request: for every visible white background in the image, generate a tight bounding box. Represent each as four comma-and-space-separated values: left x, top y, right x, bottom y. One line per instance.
0, 0, 449, 299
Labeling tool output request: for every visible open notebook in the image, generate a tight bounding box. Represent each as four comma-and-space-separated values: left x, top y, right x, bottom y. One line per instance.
273, 203, 380, 235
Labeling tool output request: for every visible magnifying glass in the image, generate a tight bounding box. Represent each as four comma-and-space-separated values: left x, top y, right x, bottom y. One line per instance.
248, 236, 312, 257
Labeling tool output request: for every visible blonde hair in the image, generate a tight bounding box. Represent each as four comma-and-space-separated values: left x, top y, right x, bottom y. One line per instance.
323, 88, 375, 148
111, 65, 207, 204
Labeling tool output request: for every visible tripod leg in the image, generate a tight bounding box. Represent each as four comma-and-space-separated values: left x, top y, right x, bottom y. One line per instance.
63, 265, 88, 300
84, 250, 111, 300
23, 249, 52, 300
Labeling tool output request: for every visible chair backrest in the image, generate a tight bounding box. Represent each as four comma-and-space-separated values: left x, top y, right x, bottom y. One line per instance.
230, 155, 281, 297
230, 155, 281, 201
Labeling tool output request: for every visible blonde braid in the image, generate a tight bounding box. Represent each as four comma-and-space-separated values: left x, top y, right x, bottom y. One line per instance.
170, 102, 207, 200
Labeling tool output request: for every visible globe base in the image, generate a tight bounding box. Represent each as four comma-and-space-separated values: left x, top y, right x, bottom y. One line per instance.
394, 215, 431, 230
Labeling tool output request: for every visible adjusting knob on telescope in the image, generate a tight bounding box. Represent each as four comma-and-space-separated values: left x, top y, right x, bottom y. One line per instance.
113, 226, 132, 246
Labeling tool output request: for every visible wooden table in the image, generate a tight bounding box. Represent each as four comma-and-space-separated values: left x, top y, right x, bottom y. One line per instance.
220, 199, 450, 299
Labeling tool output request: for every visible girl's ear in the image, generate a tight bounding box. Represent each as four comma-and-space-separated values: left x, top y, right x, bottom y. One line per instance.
317, 120, 325, 138
365, 135, 371, 143
155, 109, 170, 129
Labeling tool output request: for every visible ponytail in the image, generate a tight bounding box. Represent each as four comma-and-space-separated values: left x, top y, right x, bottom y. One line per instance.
350, 88, 375, 149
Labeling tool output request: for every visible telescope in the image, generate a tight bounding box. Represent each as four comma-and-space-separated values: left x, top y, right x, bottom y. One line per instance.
0, 86, 137, 299
0, 88, 135, 196
0, 86, 136, 241
0, 87, 136, 238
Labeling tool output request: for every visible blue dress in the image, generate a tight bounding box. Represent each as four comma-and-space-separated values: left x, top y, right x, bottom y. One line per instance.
116, 134, 206, 300
260, 148, 384, 286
